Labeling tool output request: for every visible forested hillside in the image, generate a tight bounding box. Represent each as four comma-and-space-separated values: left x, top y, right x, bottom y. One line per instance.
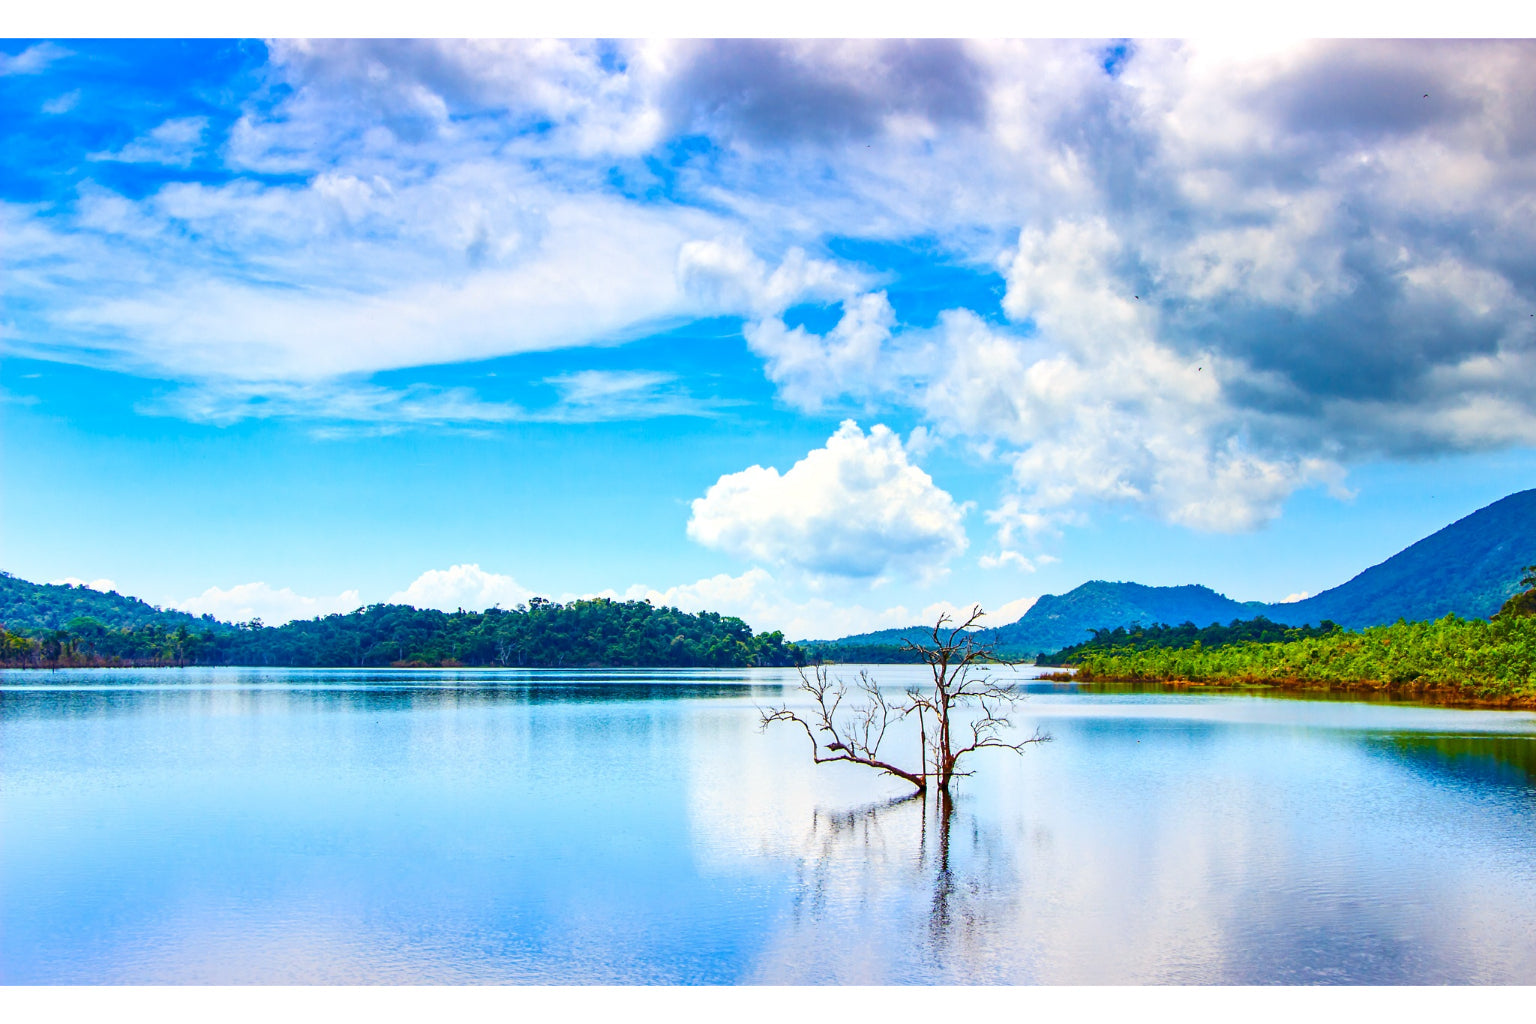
987, 582, 1268, 655
0, 578, 801, 669
0, 572, 232, 634
1273, 488, 1536, 628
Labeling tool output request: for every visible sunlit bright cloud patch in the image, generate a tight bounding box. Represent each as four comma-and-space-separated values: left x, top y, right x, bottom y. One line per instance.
389, 564, 535, 613
687, 420, 969, 582
51, 576, 118, 593
173, 581, 362, 625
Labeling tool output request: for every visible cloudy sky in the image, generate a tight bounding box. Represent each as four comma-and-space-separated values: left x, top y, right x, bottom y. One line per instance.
3, 34, 1535, 637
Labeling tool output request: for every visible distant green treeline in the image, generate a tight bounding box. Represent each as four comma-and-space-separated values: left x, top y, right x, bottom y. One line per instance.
1067, 614, 1536, 707
795, 642, 930, 664
0, 597, 803, 669
1040, 617, 1343, 664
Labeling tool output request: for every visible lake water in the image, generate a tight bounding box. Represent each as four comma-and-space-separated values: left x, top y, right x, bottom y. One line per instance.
3, 665, 1535, 985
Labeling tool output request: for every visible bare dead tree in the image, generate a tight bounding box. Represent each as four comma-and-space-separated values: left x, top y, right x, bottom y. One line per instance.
761, 606, 1049, 796
761, 666, 929, 791
902, 605, 1050, 793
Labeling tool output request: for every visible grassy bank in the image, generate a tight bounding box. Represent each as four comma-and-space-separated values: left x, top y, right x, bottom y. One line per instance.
1065, 614, 1536, 709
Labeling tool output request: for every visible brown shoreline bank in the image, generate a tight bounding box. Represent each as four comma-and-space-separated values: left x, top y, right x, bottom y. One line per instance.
1040, 670, 1536, 711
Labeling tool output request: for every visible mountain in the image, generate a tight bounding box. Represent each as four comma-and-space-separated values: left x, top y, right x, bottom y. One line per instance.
814, 487, 1536, 657
0, 572, 232, 634
1268, 488, 1536, 629
985, 582, 1268, 655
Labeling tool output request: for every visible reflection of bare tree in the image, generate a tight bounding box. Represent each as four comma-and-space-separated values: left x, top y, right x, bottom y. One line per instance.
777, 790, 1024, 981
786, 792, 927, 925
917, 791, 1023, 969
925, 792, 957, 950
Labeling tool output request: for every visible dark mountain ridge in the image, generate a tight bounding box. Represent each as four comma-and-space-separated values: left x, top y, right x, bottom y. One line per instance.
1271, 488, 1536, 629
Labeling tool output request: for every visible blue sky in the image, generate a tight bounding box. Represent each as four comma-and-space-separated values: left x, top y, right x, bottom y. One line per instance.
3, 38, 1535, 637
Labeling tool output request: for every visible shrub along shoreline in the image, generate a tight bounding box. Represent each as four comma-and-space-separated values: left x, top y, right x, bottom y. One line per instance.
1051, 614, 1536, 710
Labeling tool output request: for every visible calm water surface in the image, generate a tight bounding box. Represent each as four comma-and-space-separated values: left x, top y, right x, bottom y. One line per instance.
3, 666, 1534, 984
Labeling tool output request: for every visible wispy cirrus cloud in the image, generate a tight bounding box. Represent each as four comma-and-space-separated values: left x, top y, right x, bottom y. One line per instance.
144, 371, 729, 430
11, 179, 722, 384
41, 89, 79, 114
0, 42, 69, 76
89, 116, 209, 167
541, 369, 736, 422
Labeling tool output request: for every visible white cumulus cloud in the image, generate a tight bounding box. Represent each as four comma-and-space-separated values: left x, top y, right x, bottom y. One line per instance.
978, 550, 1037, 572
677, 238, 867, 317
173, 582, 361, 625
744, 291, 896, 412
914, 305, 1348, 538
389, 563, 536, 612
687, 420, 969, 581
990, 594, 1039, 625
51, 576, 118, 593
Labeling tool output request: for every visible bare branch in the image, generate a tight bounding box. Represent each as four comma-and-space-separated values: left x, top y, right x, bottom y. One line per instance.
951, 725, 1052, 761
763, 605, 1051, 795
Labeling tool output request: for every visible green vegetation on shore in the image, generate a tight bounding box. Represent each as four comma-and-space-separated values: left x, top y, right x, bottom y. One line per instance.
1068, 613, 1536, 707
1040, 616, 1342, 664
0, 595, 802, 670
